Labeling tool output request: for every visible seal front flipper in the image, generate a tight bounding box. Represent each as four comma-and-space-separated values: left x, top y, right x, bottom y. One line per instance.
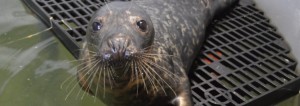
171, 91, 192, 106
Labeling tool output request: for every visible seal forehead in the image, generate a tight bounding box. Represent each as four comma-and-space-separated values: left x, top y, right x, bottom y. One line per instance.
129, 16, 140, 23
125, 10, 131, 14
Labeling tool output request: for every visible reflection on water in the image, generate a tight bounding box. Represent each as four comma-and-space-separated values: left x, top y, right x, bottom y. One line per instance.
34, 60, 73, 77
0, 37, 55, 94
0, 0, 105, 106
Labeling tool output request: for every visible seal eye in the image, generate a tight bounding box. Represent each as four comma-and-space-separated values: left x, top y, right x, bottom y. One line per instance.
136, 20, 147, 32
92, 22, 102, 32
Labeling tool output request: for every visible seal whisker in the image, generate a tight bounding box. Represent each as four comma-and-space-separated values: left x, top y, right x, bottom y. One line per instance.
100, 64, 112, 98
122, 61, 131, 77
63, 58, 97, 98
129, 59, 135, 82
102, 62, 107, 98
107, 65, 114, 89
63, 59, 98, 100
80, 63, 99, 100
61, 58, 97, 91
85, 43, 99, 51
143, 53, 177, 58
94, 62, 104, 102
140, 59, 177, 96
72, 58, 98, 74
76, 59, 101, 100
139, 56, 180, 81
60, 67, 79, 90
62, 56, 97, 64
140, 62, 158, 93
140, 45, 155, 52
139, 60, 167, 95
60, 56, 99, 95
133, 59, 140, 96
90, 65, 100, 102
85, 49, 97, 55
81, 61, 103, 100
109, 65, 117, 80
136, 60, 149, 94
63, 59, 87, 64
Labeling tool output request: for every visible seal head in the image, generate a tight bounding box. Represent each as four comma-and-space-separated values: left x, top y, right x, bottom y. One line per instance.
86, 1, 154, 69
79, 2, 174, 105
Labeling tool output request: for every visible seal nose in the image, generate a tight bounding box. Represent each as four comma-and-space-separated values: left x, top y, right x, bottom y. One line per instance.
106, 35, 131, 60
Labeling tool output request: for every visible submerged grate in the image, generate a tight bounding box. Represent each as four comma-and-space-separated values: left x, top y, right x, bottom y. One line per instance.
23, 0, 300, 106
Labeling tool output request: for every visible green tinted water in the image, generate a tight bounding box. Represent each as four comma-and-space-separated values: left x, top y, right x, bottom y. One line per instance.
0, 0, 298, 106
0, 0, 104, 106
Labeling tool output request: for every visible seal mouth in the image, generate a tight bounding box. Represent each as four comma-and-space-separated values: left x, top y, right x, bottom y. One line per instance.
77, 46, 181, 98
108, 58, 131, 69
97, 50, 136, 74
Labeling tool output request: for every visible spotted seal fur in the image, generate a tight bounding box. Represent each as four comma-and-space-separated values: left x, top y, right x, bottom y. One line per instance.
77, 0, 237, 106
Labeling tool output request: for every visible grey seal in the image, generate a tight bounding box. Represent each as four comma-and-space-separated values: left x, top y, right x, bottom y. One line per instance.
77, 0, 237, 106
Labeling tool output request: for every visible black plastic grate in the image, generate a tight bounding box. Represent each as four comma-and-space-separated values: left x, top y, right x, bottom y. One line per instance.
22, 0, 300, 106
190, 2, 299, 106
24, 0, 130, 58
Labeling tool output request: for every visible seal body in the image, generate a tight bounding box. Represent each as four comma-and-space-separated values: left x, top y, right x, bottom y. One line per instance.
78, 0, 237, 106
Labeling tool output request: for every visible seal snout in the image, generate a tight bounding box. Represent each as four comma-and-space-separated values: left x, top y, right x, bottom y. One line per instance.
104, 34, 135, 61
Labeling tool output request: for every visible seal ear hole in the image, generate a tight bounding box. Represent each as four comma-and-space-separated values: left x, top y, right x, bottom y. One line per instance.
92, 22, 102, 32
136, 20, 148, 32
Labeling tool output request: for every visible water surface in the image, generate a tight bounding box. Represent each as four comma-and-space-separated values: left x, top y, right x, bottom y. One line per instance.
0, 0, 104, 106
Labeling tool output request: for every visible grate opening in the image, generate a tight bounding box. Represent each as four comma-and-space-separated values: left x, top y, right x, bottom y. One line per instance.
69, 2, 79, 8
60, 3, 70, 10
51, 5, 62, 11
48, 1, 54, 5
228, 74, 244, 85
67, 30, 79, 38
236, 88, 252, 100
76, 18, 87, 25
90, 6, 98, 11
260, 78, 276, 89
252, 82, 268, 92
59, 12, 69, 19
76, 28, 86, 35
36, 0, 45, 6
268, 75, 283, 85
43, 7, 52, 13
55, 0, 63, 3
77, 9, 87, 15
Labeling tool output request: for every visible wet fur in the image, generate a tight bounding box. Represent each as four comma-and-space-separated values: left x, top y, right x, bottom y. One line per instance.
73, 0, 238, 106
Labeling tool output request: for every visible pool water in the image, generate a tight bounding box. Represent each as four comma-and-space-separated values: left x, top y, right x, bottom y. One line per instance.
0, 0, 299, 106
0, 0, 105, 106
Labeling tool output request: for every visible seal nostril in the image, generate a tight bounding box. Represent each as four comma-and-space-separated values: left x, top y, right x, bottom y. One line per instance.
111, 47, 116, 53
124, 51, 130, 59
103, 53, 111, 60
